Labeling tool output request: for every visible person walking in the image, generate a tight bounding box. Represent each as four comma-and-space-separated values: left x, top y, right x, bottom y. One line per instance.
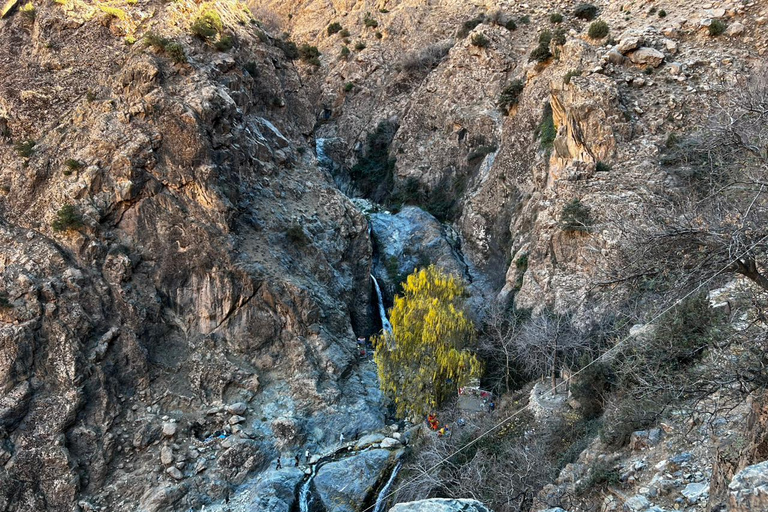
276, 456, 282, 470
295, 454, 300, 467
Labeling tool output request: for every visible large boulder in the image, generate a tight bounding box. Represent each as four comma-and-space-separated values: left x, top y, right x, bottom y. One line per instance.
628, 48, 665, 68
370, 206, 470, 295
314, 449, 401, 512
390, 498, 493, 512
728, 461, 768, 512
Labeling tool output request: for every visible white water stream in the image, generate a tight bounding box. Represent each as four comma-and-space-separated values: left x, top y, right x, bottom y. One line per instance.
372, 459, 403, 512
371, 275, 393, 336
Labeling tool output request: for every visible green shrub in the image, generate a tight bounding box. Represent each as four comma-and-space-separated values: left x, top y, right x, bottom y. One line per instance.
144, 33, 187, 63
344, 82, 354, 92
470, 33, 490, 47
299, 44, 321, 65
649, 6, 657, 15
504, 19, 517, 30
570, 361, 615, 419
244, 61, 258, 76
539, 30, 552, 46
340, 45, 351, 58
191, 9, 222, 40
574, 3, 598, 20
285, 223, 309, 245
52, 204, 83, 232
354, 41, 366, 51
658, 9, 667, 17
560, 198, 592, 232
588, 20, 609, 39
65, 159, 83, 172
458, 15, 484, 38
375, 31, 383, 39
497, 79, 524, 112
550, 12, 563, 23
709, 19, 726, 36
164, 42, 187, 64
595, 161, 611, 172
379, 8, 389, 13
214, 34, 234, 51
363, 12, 378, 28
277, 39, 299, 60
519, 15, 530, 24
0, 293, 12, 309
339, 28, 350, 37
327, 22, 343, 35
349, 120, 398, 202
552, 28, 566, 45
563, 69, 581, 84
538, 103, 556, 148
576, 460, 621, 494
15, 140, 36, 158
529, 43, 552, 63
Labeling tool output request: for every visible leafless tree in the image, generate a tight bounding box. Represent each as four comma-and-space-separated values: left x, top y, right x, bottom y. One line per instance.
606, 68, 768, 295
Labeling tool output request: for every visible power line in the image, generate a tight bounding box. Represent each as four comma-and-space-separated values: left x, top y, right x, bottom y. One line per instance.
363, 233, 768, 512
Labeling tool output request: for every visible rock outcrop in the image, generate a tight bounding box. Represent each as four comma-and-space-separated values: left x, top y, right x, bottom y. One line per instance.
390, 498, 493, 512
728, 461, 768, 512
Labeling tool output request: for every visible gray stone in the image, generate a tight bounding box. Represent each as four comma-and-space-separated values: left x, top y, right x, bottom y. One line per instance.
228, 415, 246, 425
240, 468, 304, 512
314, 449, 399, 512
165, 466, 184, 480
160, 446, 174, 466
623, 495, 650, 512
681, 481, 709, 503
161, 422, 177, 437
606, 48, 625, 65
355, 433, 386, 449
390, 498, 493, 512
668, 62, 683, 75
226, 402, 247, 415
617, 33, 643, 54
629, 48, 665, 68
725, 22, 744, 36
380, 437, 401, 449
728, 461, 768, 512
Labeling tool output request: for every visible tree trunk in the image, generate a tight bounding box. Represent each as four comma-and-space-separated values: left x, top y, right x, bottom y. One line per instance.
735, 257, 768, 291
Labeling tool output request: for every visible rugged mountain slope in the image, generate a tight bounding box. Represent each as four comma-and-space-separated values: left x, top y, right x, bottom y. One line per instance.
0, 1, 384, 510
2, 0, 768, 511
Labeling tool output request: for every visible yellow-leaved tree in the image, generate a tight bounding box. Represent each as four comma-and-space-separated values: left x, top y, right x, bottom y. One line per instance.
373, 265, 482, 419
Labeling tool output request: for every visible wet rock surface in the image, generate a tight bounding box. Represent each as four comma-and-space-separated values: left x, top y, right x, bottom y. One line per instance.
389, 498, 493, 512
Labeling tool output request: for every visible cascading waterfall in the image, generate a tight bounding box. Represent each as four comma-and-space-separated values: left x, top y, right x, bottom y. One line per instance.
371, 275, 393, 335
372, 459, 403, 512
298, 463, 317, 512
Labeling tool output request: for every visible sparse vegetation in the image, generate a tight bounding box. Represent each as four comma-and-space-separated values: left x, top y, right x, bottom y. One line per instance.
563, 69, 581, 84
144, 33, 187, 64
588, 20, 609, 39
574, 3, 598, 20
20, 1, 36, 20
191, 8, 223, 40
344, 82, 354, 92
349, 120, 398, 202
529, 42, 552, 63
15, 140, 36, 158
363, 12, 378, 28
214, 34, 234, 51
339, 28, 350, 37
285, 223, 309, 246
658, 9, 667, 17
327, 22, 343, 35
354, 41, 366, 51
397, 41, 453, 76
595, 161, 611, 172
504, 19, 517, 31
497, 79, 524, 113
552, 28, 566, 45
375, 31, 383, 39
458, 15, 484, 38
550, 12, 563, 23
538, 103, 556, 149
470, 33, 490, 48
560, 198, 593, 232
520, 14, 530, 24
0, 293, 12, 309
65, 159, 83, 173
340, 45, 351, 59
708, 19, 727, 36
298, 44, 321, 66
276, 39, 299, 60
52, 204, 84, 232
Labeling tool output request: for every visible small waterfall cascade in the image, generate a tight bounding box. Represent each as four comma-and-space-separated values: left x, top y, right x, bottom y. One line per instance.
298, 462, 318, 512
371, 275, 393, 336
372, 459, 403, 512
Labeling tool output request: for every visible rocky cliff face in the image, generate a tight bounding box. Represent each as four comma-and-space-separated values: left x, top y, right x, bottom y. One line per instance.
0, 1, 385, 510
